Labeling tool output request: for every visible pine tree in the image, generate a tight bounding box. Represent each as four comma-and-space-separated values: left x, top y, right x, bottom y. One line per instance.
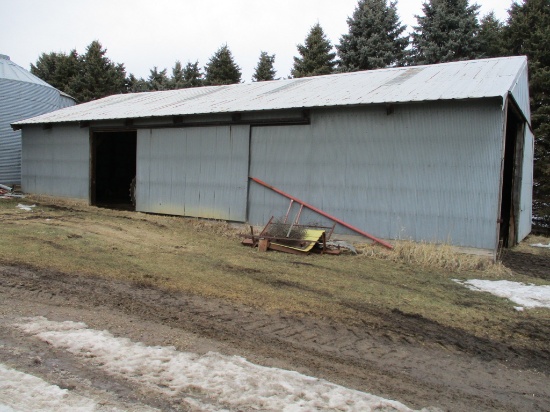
252, 52, 277, 81
410, 0, 481, 65
31, 41, 127, 102
125, 74, 149, 93
74, 41, 127, 102
147, 67, 169, 91
170, 61, 185, 89
204, 45, 242, 86
182, 61, 203, 87
30, 50, 80, 95
478, 12, 507, 58
337, 0, 409, 72
505, 0, 550, 226
291, 23, 336, 78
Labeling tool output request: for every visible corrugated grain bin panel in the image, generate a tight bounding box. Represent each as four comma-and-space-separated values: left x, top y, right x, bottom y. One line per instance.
0, 80, 70, 184
248, 101, 504, 250
21, 125, 89, 199
0, 54, 76, 185
136, 125, 249, 221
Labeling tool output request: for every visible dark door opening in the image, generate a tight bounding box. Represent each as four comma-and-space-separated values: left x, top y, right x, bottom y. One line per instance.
499, 107, 524, 248
91, 131, 136, 209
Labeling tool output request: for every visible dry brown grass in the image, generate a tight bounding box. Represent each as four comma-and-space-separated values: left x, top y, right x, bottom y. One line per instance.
1, 194, 548, 354
357, 240, 511, 276
512, 234, 550, 257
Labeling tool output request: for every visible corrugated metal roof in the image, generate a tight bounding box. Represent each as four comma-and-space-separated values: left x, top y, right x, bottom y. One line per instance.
0, 54, 54, 87
14, 56, 529, 126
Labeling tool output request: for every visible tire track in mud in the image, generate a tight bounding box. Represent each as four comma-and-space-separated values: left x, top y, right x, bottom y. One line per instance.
1, 264, 550, 411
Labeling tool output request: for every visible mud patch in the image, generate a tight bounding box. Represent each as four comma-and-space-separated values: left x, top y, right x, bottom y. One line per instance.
1, 264, 550, 411
502, 250, 550, 280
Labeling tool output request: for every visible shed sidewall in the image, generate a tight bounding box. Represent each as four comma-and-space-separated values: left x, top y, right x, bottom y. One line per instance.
248, 101, 504, 250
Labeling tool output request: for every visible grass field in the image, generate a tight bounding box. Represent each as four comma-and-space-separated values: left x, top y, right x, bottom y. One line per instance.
1, 195, 549, 354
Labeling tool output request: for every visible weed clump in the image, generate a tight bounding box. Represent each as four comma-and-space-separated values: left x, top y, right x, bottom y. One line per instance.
357, 240, 511, 275
190, 219, 244, 239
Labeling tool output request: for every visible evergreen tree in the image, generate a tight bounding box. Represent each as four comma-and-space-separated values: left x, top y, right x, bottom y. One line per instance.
31, 42, 127, 102
74, 40, 127, 102
478, 12, 507, 58
505, 0, 550, 225
204, 45, 242, 85
252, 51, 277, 81
126, 74, 149, 93
30, 50, 80, 95
182, 61, 203, 87
170, 60, 185, 89
410, 0, 481, 65
147, 67, 169, 91
337, 0, 409, 72
291, 23, 336, 78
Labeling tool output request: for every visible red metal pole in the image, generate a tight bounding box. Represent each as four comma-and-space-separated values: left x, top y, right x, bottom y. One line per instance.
249, 176, 393, 250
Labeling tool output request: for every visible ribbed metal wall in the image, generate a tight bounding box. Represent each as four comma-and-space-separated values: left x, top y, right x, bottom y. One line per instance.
518, 127, 534, 241
136, 125, 249, 221
509, 64, 532, 244
21, 125, 89, 199
510, 61, 531, 121
0, 79, 75, 185
248, 101, 505, 250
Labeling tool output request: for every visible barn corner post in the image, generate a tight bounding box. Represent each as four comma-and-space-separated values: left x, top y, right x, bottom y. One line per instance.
497, 93, 532, 255
495, 97, 509, 258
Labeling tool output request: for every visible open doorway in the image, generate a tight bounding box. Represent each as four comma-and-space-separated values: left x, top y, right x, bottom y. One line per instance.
91, 131, 136, 209
499, 106, 525, 248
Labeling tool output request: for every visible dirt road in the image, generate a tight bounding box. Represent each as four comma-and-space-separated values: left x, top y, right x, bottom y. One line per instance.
1, 260, 549, 411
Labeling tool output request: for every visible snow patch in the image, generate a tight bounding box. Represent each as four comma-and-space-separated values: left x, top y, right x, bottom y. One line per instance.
0, 363, 98, 412
454, 279, 550, 309
530, 242, 550, 248
16, 204, 35, 212
15, 317, 428, 411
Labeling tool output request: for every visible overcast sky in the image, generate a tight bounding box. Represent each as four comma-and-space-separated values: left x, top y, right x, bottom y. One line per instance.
2, 0, 515, 83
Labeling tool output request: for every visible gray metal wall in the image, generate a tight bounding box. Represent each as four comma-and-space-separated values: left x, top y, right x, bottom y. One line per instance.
248, 101, 506, 250
510, 61, 531, 122
0, 79, 74, 185
136, 125, 249, 221
21, 125, 89, 199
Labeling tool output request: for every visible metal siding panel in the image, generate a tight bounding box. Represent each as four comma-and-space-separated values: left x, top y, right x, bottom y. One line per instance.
136, 129, 151, 212
249, 102, 503, 250
21, 125, 89, 199
510, 61, 531, 121
518, 128, 534, 241
136, 126, 249, 221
